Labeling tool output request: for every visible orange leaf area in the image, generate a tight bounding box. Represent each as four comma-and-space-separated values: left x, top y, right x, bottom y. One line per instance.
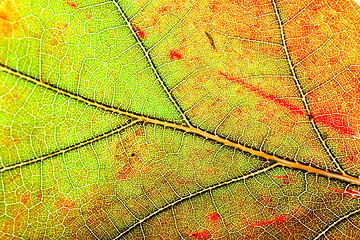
208, 0, 278, 42
56, 196, 75, 212
307, 66, 360, 139
220, 70, 360, 139
284, 0, 360, 62
0, 0, 21, 37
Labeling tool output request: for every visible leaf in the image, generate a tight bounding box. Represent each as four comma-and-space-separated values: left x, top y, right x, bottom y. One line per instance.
1, 0, 360, 239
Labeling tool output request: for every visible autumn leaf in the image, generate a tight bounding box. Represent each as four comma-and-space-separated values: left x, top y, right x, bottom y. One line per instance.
1, 0, 360, 239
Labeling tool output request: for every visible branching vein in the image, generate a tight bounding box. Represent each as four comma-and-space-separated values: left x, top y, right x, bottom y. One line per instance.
271, 0, 346, 175
112, 0, 193, 127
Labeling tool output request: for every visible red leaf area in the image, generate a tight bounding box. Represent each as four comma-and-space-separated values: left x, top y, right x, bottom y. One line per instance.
188, 230, 209, 239
169, 50, 182, 60
220, 72, 306, 117
208, 212, 220, 221
135, 25, 146, 39
220, 71, 359, 138
188, 213, 220, 239
250, 215, 286, 227
66, 0, 78, 8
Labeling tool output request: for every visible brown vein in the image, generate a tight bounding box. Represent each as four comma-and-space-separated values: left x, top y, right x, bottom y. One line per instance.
1, 63, 360, 187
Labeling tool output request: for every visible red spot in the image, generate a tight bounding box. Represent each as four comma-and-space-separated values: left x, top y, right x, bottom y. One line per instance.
325, 187, 360, 198
188, 230, 209, 239
250, 215, 286, 227
135, 25, 146, 39
20, 193, 30, 205
208, 212, 220, 221
56, 196, 75, 212
66, 0, 78, 8
220, 72, 306, 117
270, 174, 298, 183
236, 107, 243, 115
157, 5, 171, 15
169, 50, 182, 60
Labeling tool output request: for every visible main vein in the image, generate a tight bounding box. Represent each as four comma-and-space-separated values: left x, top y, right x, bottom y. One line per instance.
112, 0, 193, 127
1, 64, 360, 185
271, 0, 346, 175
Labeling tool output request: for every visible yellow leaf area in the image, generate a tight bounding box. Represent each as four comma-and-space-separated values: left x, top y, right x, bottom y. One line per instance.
1, 0, 360, 239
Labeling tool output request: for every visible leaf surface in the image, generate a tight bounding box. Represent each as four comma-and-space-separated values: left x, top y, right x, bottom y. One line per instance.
1, 0, 360, 239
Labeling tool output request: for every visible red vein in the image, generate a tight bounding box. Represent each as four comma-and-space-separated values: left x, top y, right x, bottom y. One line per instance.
250, 215, 286, 227
220, 71, 306, 117
270, 174, 298, 183
325, 187, 360, 198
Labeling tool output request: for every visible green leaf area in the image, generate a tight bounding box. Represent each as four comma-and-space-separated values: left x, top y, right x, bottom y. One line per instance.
1, 0, 360, 239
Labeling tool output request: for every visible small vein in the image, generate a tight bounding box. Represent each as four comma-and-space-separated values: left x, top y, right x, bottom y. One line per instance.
313, 207, 360, 240
305, 66, 353, 96
271, 0, 346, 175
0, 120, 140, 173
113, 164, 280, 239
112, 0, 193, 128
